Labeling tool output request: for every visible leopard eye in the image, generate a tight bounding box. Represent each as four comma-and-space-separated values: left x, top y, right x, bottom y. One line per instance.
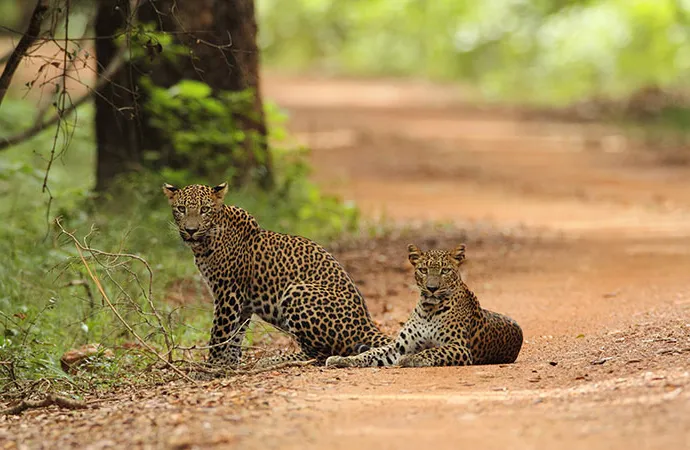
176, 206, 186, 214
200, 206, 210, 214
441, 268, 452, 275
418, 267, 428, 274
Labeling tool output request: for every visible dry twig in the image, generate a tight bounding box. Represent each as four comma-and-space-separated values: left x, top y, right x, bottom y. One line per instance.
82, 235, 174, 358
64, 278, 96, 310
56, 219, 198, 385
1, 394, 86, 416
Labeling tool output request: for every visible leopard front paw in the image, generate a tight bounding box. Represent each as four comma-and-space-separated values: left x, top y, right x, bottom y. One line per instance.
325, 356, 355, 368
207, 356, 239, 369
398, 354, 430, 368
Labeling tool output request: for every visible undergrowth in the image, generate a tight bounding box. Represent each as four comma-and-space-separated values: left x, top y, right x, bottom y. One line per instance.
0, 96, 358, 401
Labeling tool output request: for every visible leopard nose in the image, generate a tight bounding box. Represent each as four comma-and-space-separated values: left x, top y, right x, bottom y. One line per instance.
427, 285, 439, 293
184, 227, 198, 235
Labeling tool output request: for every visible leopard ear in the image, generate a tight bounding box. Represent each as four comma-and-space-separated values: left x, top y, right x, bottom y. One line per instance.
450, 244, 466, 265
211, 182, 228, 201
162, 183, 179, 203
408, 244, 422, 266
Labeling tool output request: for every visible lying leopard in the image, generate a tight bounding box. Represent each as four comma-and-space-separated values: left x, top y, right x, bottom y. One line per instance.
326, 243, 523, 368
163, 182, 391, 367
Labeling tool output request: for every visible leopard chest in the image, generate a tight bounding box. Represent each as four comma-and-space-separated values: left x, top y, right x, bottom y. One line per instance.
403, 308, 447, 348
412, 304, 477, 347
194, 251, 248, 296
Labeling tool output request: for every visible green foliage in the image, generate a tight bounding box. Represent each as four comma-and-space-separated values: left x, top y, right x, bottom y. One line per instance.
116, 22, 188, 65
142, 79, 263, 183
259, 0, 690, 105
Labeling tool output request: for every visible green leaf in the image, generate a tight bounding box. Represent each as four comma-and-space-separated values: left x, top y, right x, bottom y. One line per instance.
168, 80, 212, 99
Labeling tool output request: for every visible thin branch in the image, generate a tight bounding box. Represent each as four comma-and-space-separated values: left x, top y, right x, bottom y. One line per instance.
33, 43, 84, 123
41, 0, 73, 221
0, 46, 125, 152
0, 0, 49, 106
63, 279, 95, 310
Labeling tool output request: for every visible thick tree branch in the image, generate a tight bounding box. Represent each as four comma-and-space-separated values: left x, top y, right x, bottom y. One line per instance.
0, 0, 49, 106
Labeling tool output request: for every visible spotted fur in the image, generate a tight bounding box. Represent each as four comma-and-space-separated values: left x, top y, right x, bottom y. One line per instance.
163, 183, 391, 367
326, 244, 523, 368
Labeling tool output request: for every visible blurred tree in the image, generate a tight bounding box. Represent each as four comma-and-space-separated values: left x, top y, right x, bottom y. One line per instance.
94, 0, 273, 191
258, 0, 690, 106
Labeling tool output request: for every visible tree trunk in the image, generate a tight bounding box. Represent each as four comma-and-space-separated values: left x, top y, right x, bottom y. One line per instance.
94, 0, 273, 191
94, 0, 146, 192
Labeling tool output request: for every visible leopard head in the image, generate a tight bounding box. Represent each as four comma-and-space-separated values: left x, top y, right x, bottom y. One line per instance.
407, 243, 466, 306
162, 182, 228, 244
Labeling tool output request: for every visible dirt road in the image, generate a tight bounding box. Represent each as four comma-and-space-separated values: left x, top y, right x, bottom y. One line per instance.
4, 75, 690, 449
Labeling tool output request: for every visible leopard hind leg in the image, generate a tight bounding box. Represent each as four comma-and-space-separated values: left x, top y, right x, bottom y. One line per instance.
280, 284, 389, 359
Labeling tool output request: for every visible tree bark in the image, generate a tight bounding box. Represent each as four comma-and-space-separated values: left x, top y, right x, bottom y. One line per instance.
94, 0, 273, 191
94, 0, 146, 191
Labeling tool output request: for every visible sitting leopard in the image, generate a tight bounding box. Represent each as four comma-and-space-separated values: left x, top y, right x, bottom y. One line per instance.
163, 182, 391, 367
326, 243, 523, 368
